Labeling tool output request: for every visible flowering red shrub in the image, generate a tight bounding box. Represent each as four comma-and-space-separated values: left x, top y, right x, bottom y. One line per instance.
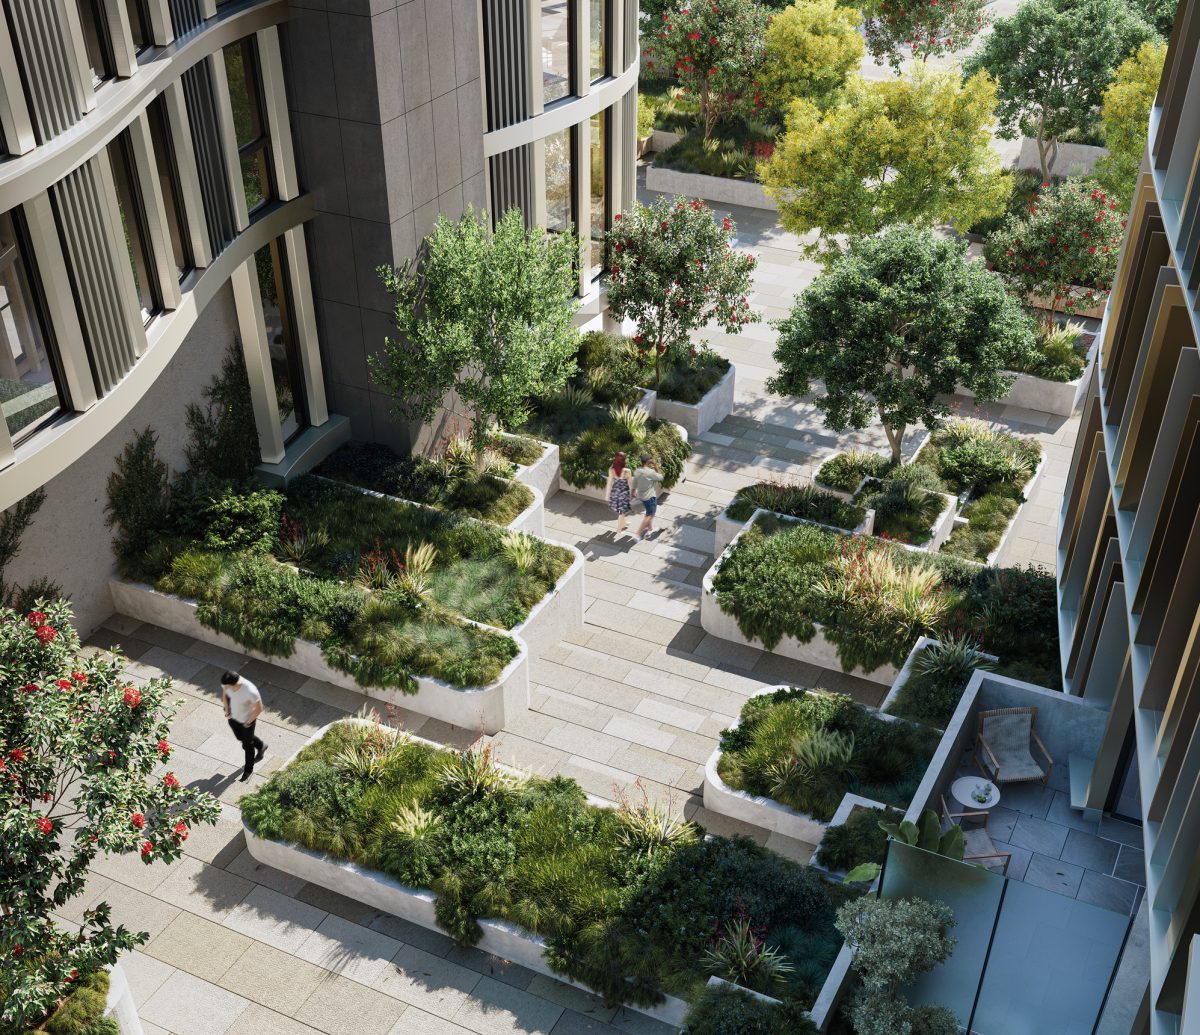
653, 0, 769, 141
984, 177, 1125, 325
0, 600, 220, 1031
864, 0, 988, 69
605, 195, 758, 386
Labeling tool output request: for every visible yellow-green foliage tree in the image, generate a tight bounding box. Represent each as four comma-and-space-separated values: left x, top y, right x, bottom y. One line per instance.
1094, 41, 1168, 208
760, 0, 864, 111
760, 68, 1009, 260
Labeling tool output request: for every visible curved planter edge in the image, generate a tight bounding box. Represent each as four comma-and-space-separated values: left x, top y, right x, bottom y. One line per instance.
105, 963, 143, 1035
703, 743, 829, 844
700, 510, 901, 687
107, 580, 529, 734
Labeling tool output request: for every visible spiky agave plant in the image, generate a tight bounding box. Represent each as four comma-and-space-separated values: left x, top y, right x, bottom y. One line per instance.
436, 743, 522, 799
614, 798, 697, 856
701, 918, 795, 993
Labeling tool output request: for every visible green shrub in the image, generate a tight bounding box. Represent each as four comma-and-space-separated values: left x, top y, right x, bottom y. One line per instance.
656, 347, 732, 404
487, 433, 544, 467
816, 451, 894, 492
717, 689, 938, 821
856, 467, 948, 546
887, 638, 992, 728
194, 486, 283, 553
727, 482, 864, 529
816, 806, 898, 872
557, 413, 690, 490
683, 984, 820, 1035
242, 721, 849, 1013
184, 339, 261, 482
105, 429, 171, 571
42, 971, 110, 1035
1009, 322, 1088, 382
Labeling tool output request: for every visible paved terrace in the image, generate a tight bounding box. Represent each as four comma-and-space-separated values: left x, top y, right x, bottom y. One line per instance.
80, 189, 1089, 1035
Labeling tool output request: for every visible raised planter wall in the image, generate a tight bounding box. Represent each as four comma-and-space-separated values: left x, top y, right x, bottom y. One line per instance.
956, 368, 1087, 418
986, 451, 1046, 566
505, 482, 545, 536
649, 128, 681, 152
857, 479, 958, 554
645, 164, 776, 211
509, 439, 560, 501
700, 511, 902, 687
879, 636, 1000, 725
703, 745, 829, 845
106, 964, 143, 1035
809, 792, 892, 882
652, 364, 736, 437
713, 500, 875, 560
108, 580, 529, 734
509, 547, 585, 661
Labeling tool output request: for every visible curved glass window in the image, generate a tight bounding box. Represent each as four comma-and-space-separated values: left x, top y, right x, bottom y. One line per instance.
542, 1, 571, 104
544, 127, 573, 231
589, 109, 607, 276
590, 0, 606, 81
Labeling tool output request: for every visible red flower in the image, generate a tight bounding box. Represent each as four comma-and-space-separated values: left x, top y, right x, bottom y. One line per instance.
21, 683, 38, 694
157, 739, 171, 757
67, 970, 78, 983
163, 772, 180, 789
8, 748, 26, 763
140, 841, 153, 858
661, 221, 669, 230
710, 36, 717, 44
56, 679, 72, 691
131, 812, 145, 830
173, 822, 188, 842
27, 611, 46, 627
36, 625, 56, 644
614, 213, 621, 220
71, 671, 87, 684
123, 686, 142, 709
11, 944, 22, 958
36, 816, 53, 835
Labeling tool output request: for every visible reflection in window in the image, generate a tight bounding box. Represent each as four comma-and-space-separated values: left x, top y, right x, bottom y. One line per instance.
590, 110, 606, 276
542, 1, 570, 104
254, 239, 306, 442
108, 133, 160, 323
124, 0, 151, 52
76, 0, 115, 84
590, 0, 605, 81
0, 212, 61, 440
544, 128, 573, 232
223, 39, 273, 215
146, 98, 192, 281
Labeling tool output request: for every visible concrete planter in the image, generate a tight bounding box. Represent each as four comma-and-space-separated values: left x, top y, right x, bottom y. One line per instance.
713, 499, 874, 559
311, 478, 582, 660
108, 580, 529, 734
105, 964, 143, 1035
809, 793, 893, 882
644, 164, 776, 211
985, 451, 1046, 566
879, 636, 998, 725
700, 511, 902, 687
506, 437, 560, 501
556, 416, 689, 503
636, 134, 653, 158
857, 479, 958, 554
651, 364, 735, 438
704, 745, 829, 844
812, 429, 932, 502
243, 720, 690, 1027
956, 368, 1087, 418
649, 129, 681, 152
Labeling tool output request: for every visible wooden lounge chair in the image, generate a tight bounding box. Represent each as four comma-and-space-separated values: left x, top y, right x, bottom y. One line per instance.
940, 795, 1011, 875
976, 706, 1054, 788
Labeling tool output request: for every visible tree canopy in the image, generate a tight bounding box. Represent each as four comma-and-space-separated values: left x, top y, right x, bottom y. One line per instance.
985, 177, 1126, 325
760, 68, 1008, 260
648, 0, 769, 141
861, 0, 988, 71
1094, 41, 1168, 207
965, 0, 1156, 178
605, 196, 758, 386
769, 226, 1035, 462
760, 0, 864, 111
369, 207, 580, 441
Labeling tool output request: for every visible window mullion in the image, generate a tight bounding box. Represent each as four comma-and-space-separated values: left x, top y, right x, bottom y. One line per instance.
208, 49, 250, 231
127, 110, 181, 309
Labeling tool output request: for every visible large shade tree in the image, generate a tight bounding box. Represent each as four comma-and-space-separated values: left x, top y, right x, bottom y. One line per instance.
985, 178, 1126, 326
650, 0, 769, 141
1, 600, 219, 1031
965, 0, 1155, 179
370, 207, 580, 442
769, 226, 1036, 463
760, 68, 1008, 261
605, 196, 758, 387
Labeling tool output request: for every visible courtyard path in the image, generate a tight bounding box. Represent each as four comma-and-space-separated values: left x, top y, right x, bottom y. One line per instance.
78, 183, 1084, 1035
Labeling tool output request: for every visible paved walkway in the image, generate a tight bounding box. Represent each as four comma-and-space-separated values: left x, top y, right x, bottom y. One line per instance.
82, 185, 1085, 1035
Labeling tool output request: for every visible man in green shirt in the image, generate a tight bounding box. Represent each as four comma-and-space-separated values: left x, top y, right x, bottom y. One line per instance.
632, 454, 664, 540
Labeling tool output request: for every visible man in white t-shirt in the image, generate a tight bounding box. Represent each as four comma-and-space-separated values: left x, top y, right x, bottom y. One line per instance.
221, 671, 267, 782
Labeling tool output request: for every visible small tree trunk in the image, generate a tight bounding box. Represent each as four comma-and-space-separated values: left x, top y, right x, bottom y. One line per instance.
701, 82, 714, 142
879, 407, 904, 465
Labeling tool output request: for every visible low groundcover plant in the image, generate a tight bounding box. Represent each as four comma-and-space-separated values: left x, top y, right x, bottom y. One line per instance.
241, 719, 853, 1013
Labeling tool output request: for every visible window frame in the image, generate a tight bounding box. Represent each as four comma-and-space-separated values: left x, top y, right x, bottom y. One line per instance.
0, 210, 67, 444
541, 0, 575, 107
254, 236, 307, 442
145, 96, 194, 282
75, 0, 118, 86
107, 129, 163, 325
224, 37, 275, 217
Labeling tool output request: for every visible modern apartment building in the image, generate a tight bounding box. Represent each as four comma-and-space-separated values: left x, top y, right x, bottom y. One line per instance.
1057, 1, 1200, 1028
0, 0, 638, 632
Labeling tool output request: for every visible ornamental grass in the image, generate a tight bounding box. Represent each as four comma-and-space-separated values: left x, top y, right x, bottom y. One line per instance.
241, 719, 852, 1012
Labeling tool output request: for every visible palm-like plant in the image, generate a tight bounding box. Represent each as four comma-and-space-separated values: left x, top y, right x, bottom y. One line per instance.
609, 403, 649, 441
614, 798, 698, 856
701, 918, 795, 993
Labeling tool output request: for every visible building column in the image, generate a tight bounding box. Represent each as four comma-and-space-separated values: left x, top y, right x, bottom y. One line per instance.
230, 258, 285, 464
